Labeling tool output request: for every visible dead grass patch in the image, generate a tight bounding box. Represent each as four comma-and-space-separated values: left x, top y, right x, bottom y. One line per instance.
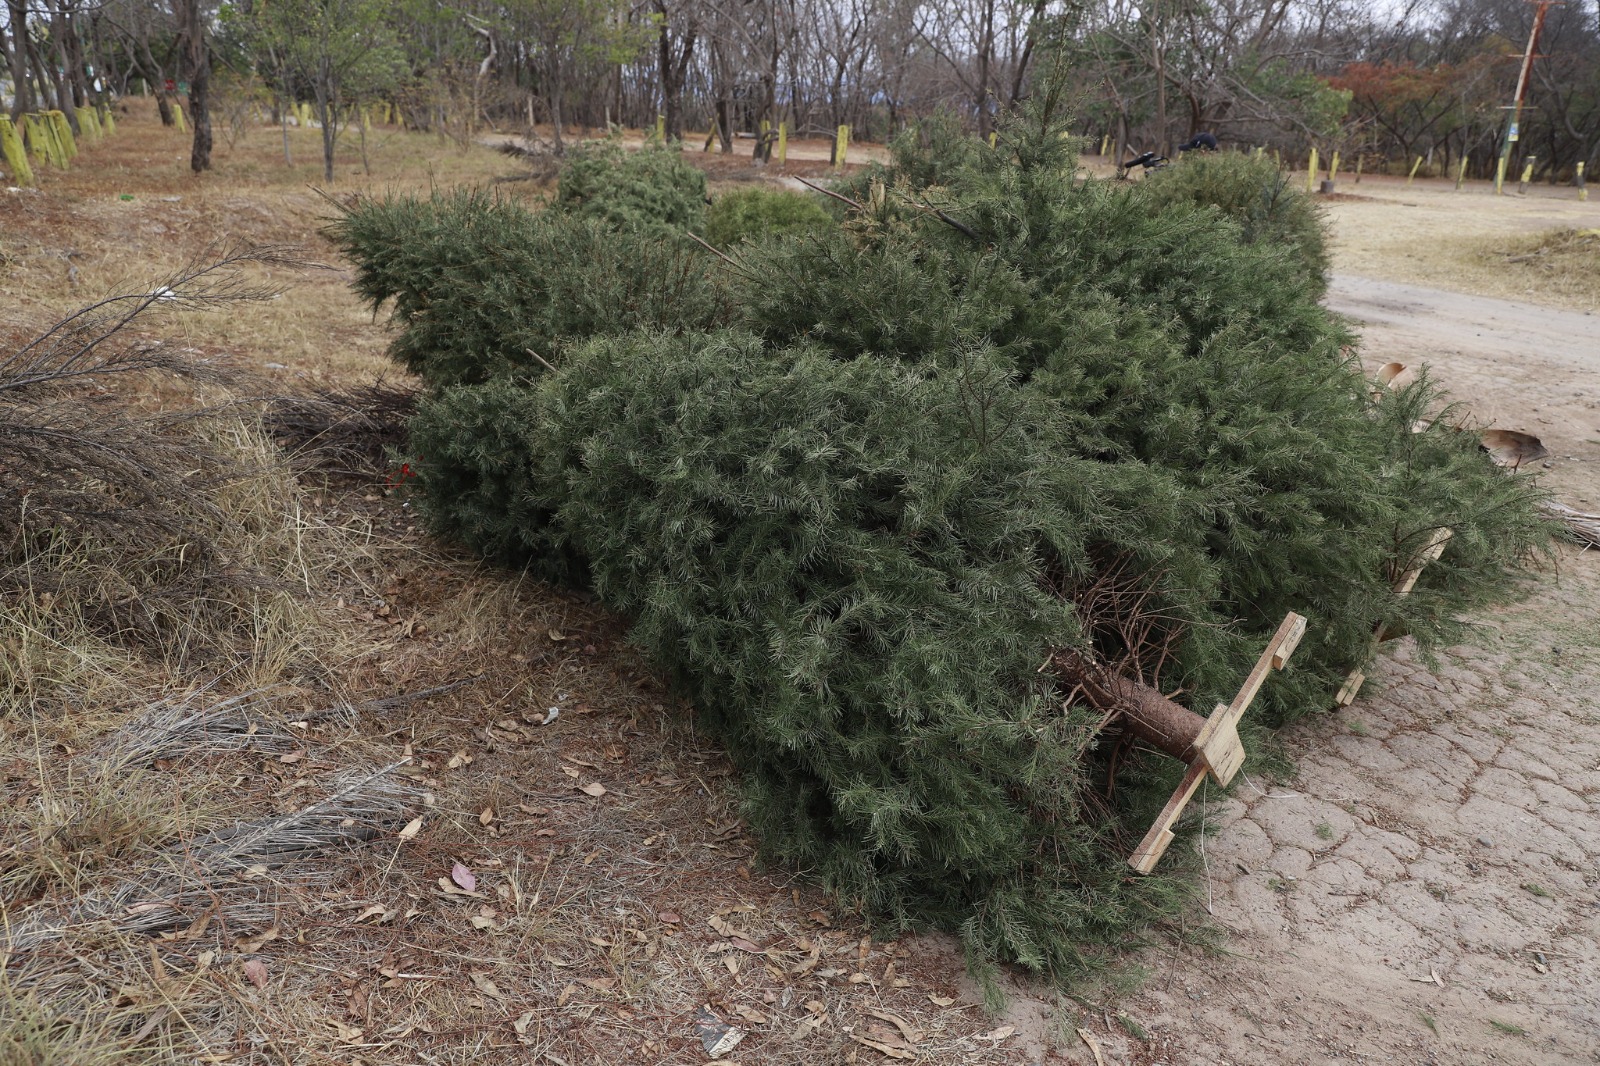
1323, 188, 1599, 310
1468, 226, 1600, 307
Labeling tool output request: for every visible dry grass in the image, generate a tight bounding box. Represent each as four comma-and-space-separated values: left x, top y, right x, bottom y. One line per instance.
1320, 177, 1599, 310
0, 103, 1042, 1065
1466, 226, 1600, 307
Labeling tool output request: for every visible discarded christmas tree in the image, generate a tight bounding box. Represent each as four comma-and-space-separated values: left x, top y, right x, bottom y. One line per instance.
326, 188, 726, 389
348, 91, 1547, 987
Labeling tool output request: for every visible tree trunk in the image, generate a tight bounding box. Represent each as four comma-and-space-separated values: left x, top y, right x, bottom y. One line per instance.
3, 1, 33, 119
23, 22, 57, 112
176, 0, 211, 172
975, 0, 994, 137
317, 57, 336, 182
1151, 0, 1168, 155
550, 63, 565, 156
49, 3, 80, 132
655, 2, 695, 143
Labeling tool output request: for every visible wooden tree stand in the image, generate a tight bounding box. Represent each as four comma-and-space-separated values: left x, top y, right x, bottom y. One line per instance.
1335, 527, 1452, 706
1123, 612, 1308, 874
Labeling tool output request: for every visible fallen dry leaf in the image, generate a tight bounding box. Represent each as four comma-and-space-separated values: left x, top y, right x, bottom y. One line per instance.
867, 1009, 923, 1045
579, 781, 607, 797
927, 994, 956, 1007
451, 862, 477, 893
980, 1024, 1015, 1042
657, 910, 682, 924
397, 816, 423, 841
1077, 1027, 1106, 1066
1480, 428, 1550, 469
479, 806, 494, 826
236, 926, 280, 953
855, 1026, 915, 1060
242, 959, 269, 989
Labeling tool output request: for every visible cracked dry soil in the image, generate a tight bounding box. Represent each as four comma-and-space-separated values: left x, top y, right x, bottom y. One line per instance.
1118, 574, 1599, 1066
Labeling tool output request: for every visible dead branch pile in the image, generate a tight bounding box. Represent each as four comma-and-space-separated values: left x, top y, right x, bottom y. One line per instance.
0, 248, 306, 655
262, 379, 417, 475
1541, 500, 1600, 548
2, 687, 418, 958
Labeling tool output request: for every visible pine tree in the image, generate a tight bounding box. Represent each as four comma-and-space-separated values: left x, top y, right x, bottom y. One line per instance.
349, 82, 1548, 989
325, 189, 727, 388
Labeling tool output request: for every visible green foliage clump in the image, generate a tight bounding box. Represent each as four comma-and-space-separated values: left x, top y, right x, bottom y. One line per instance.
736, 100, 1545, 727
704, 187, 833, 249
1139, 151, 1330, 293
833, 109, 984, 204
556, 140, 708, 234
345, 96, 1547, 989
325, 188, 727, 388
410, 331, 1204, 979
406, 381, 583, 583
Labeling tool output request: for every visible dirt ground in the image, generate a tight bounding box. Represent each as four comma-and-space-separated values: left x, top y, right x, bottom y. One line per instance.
3, 108, 1597, 1065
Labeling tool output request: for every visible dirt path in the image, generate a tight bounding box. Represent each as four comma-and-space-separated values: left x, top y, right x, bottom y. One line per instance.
1327, 274, 1600, 506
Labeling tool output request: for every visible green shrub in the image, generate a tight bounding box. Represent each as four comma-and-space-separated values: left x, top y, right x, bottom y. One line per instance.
525, 331, 1210, 978
355, 86, 1547, 990
833, 110, 985, 205
406, 381, 583, 584
731, 100, 1545, 727
704, 187, 833, 249
555, 140, 707, 234
326, 189, 727, 389
1138, 151, 1330, 294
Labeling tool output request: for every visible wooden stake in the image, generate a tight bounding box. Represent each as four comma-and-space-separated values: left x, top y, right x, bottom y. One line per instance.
1129, 612, 1307, 874
1335, 528, 1452, 706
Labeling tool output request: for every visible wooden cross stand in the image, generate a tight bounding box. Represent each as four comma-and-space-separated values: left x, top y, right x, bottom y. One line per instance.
1125, 612, 1308, 874
1335, 527, 1452, 706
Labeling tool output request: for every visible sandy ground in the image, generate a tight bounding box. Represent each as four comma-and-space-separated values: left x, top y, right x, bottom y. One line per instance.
966, 179, 1600, 1066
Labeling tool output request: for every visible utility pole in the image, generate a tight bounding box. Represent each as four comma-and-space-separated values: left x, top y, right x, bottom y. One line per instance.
1495, 0, 1561, 195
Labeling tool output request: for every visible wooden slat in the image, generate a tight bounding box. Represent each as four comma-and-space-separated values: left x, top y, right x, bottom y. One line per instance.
1128, 760, 1208, 874
1339, 528, 1452, 705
